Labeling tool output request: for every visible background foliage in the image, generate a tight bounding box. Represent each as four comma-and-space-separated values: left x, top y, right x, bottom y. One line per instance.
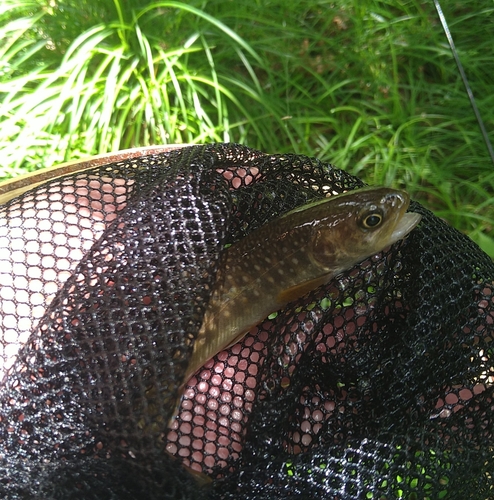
1, 0, 493, 255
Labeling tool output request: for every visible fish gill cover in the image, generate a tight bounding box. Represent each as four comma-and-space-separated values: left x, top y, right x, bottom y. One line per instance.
0, 143, 492, 499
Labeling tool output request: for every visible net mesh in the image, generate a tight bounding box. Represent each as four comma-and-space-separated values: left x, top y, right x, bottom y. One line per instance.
0, 143, 492, 499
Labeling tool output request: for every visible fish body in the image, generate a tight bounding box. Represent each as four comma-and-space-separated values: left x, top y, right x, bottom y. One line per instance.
186, 187, 421, 381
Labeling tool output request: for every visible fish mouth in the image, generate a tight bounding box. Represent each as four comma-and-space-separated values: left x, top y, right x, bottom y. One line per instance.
389, 212, 422, 244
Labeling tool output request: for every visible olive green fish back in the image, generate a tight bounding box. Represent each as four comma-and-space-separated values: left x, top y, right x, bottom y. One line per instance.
0, 144, 492, 499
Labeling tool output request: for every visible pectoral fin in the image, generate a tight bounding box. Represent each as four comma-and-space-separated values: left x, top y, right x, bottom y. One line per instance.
276, 275, 329, 305
224, 329, 251, 350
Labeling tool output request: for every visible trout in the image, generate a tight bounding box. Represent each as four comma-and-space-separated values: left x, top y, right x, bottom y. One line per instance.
186, 186, 421, 382
166, 186, 421, 480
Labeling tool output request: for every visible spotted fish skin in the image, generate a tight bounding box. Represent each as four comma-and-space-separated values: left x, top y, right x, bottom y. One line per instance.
185, 187, 421, 381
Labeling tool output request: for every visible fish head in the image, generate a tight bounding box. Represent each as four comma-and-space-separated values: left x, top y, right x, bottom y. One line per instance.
309, 187, 421, 274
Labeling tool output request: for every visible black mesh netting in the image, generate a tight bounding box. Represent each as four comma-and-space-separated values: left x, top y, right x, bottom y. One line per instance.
0, 143, 492, 499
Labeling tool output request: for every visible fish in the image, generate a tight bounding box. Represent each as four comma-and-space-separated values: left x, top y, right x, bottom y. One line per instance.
186, 186, 421, 383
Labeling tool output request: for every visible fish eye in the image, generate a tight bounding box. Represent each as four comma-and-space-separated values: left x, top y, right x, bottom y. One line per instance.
359, 210, 383, 229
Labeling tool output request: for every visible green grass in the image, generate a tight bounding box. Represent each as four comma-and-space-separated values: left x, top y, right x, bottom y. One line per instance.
0, 0, 493, 256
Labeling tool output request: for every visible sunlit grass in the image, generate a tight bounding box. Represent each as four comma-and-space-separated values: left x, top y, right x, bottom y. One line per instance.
0, 0, 493, 256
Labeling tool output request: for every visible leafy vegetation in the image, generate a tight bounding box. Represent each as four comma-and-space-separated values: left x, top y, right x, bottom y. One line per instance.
1, 0, 493, 256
